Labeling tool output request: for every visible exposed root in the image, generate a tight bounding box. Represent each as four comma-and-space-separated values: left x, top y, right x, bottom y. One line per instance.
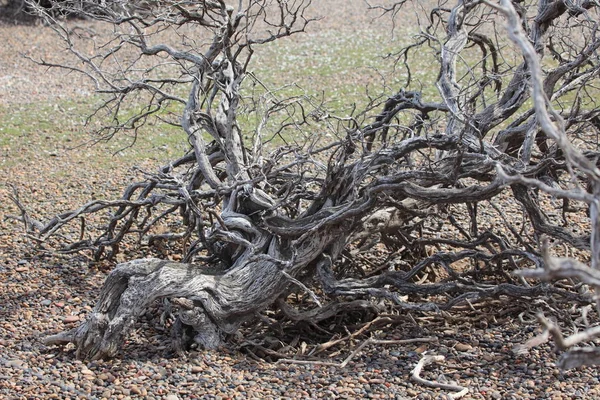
411, 355, 469, 399
42, 330, 77, 347
43, 227, 335, 360
43, 258, 233, 359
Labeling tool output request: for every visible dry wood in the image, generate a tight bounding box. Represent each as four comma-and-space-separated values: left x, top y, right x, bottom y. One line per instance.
277, 337, 438, 368
411, 355, 469, 399
12, 0, 598, 361
492, 0, 600, 369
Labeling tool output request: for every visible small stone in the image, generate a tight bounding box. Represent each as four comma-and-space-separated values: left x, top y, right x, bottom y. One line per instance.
41, 299, 52, 306
6, 359, 25, 368
165, 395, 179, 400
191, 366, 203, 373
130, 386, 141, 395
81, 368, 94, 375
15, 266, 28, 272
64, 315, 80, 323
455, 343, 473, 352
97, 373, 109, 381
415, 345, 428, 354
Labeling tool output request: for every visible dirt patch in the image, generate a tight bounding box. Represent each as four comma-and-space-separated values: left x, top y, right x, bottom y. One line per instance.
0, 21, 99, 105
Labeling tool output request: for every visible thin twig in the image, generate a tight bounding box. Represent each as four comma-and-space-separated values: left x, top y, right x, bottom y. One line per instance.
280, 270, 322, 307
310, 316, 392, 356
277, 337, 438, 368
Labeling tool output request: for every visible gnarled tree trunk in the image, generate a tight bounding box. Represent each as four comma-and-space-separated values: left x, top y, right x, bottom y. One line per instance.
11, 0, 600, 363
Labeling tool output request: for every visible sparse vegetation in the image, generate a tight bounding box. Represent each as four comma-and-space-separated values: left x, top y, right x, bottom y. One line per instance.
2, 1, 600, 397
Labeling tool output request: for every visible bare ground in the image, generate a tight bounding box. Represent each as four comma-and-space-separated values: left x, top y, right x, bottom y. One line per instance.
1, 3, 600, 399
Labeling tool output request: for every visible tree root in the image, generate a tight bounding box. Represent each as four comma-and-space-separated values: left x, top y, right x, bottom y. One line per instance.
43, 225, 336, 360
411, 355, 469, 399
43, 258, 256, 359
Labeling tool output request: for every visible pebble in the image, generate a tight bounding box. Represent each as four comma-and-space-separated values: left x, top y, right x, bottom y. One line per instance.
415, 345, 428, 353
6, 359, 25, 368
454, 343, 473, 352
64, 315, 80, 323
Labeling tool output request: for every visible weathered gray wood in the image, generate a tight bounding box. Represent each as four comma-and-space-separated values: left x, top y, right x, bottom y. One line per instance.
23, 0, 600, 361
46, 219, 342, 359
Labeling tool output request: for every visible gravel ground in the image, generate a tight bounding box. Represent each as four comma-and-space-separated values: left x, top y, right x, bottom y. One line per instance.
2, 2, 600, 399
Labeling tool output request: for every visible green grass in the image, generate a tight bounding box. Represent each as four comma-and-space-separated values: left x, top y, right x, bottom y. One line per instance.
4, 12, 594, 167
0, 98, 188, 170
236, 25, 444, 146
250, 29, 409, 101
0, 17, 445, 161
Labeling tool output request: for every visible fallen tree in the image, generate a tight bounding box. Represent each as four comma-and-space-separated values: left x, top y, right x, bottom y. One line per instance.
14, 0, 600, 364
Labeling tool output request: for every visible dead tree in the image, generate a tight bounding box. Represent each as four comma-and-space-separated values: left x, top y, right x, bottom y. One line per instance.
14, 0, 600, 361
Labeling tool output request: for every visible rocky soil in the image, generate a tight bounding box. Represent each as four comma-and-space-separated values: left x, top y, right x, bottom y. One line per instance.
1, 2, 599, 399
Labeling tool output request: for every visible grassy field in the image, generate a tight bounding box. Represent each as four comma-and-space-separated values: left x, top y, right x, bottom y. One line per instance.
0, 0, 557, 167
0, 8, 406, 160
